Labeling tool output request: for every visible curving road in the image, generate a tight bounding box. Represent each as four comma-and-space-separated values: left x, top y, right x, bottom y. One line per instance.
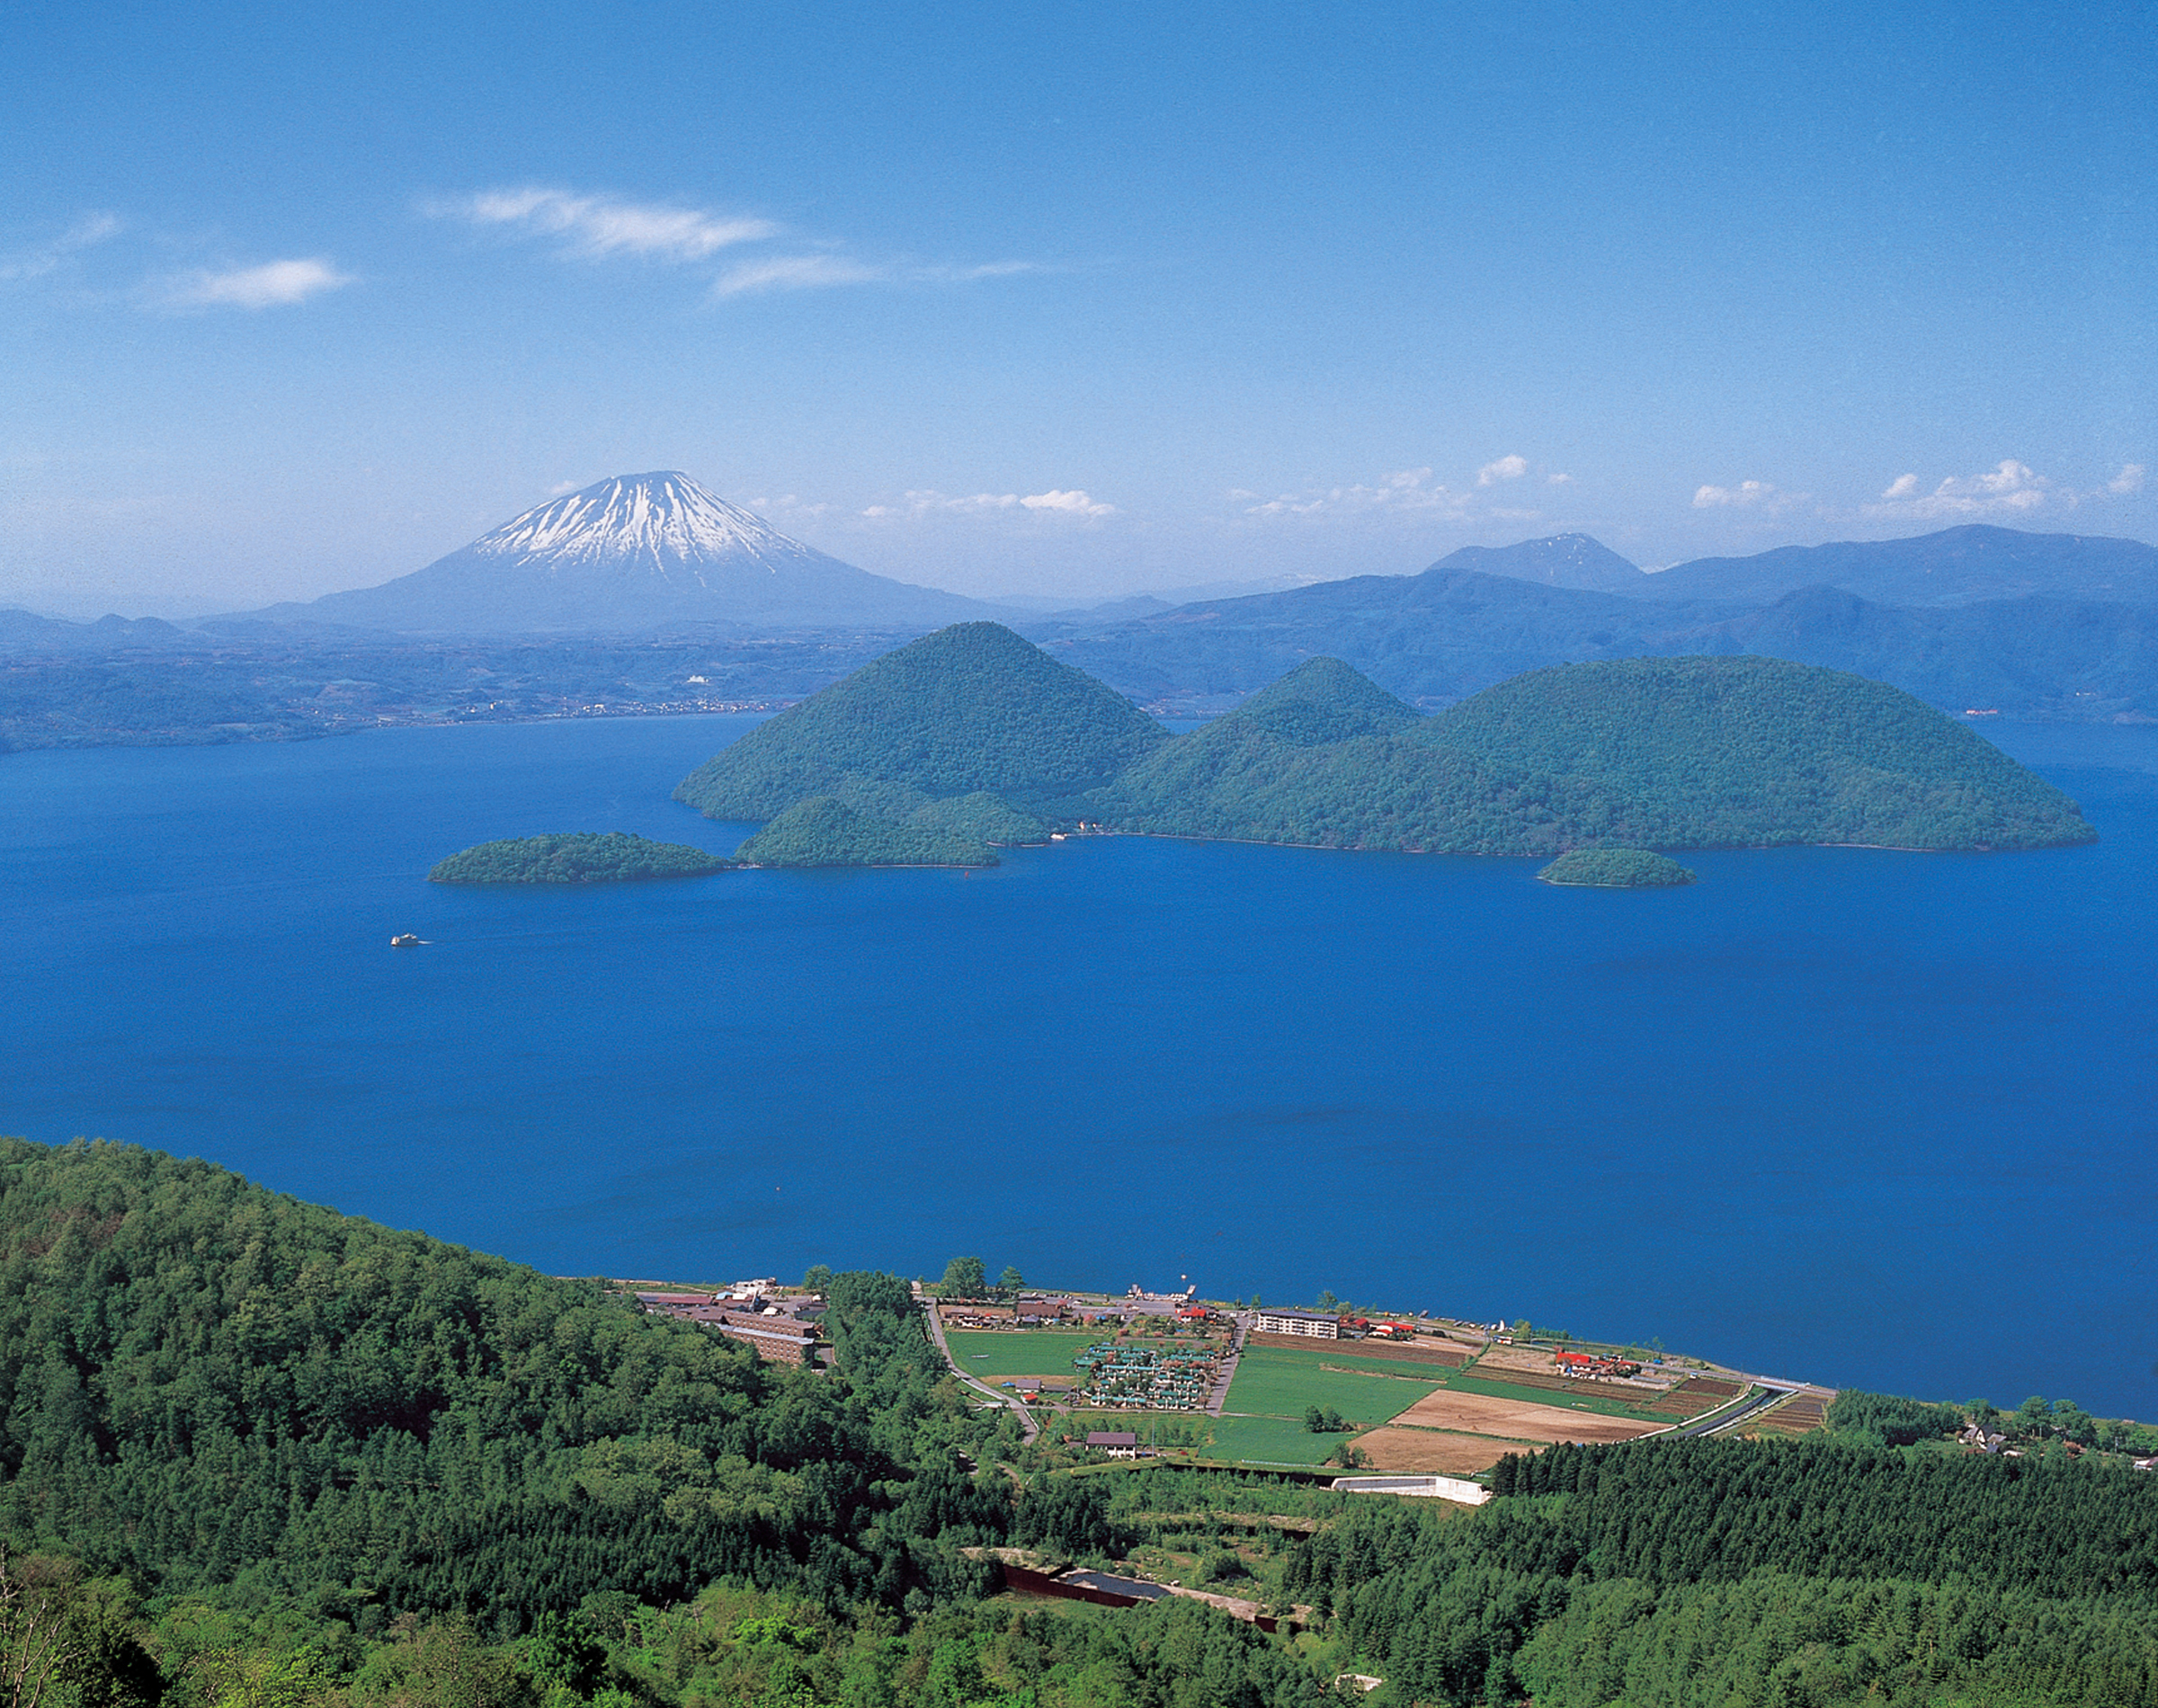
920, 1296, 1041, 1446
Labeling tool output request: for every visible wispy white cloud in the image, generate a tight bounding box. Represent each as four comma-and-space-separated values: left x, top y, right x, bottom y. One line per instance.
1244, 460, 1564, 521
1865, 458, 2050, 520
1691, 479, 1789, 510
434, 187, 774, 262
433, 183, 1045, 303
715, 254, 1046, 298
748, 494, 832, 517
0, 211, 122, 281
713, 254, 886, 297
1021, 488, 1114, 517
1546, 471, 1573, 485
2109, 463, 2145, 495
861, 487, 1116, 520
164, 257, 353, 309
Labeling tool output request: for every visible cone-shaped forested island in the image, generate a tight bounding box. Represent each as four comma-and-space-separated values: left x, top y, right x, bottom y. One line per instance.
673, 624, 2096, 868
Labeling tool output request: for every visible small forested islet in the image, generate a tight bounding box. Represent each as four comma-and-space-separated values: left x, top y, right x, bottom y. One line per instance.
428, 830, 727, 884
1537, 847, 1697, 886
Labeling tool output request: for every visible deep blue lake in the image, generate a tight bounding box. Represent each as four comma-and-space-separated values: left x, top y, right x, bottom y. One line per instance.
3, 715, 2154, 1417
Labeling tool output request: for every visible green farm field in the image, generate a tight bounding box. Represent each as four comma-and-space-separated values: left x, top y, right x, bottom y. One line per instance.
1221, 1346, 1444, 1428
1200, 1413, 1348, 1466
944, 1330, 1101, 1380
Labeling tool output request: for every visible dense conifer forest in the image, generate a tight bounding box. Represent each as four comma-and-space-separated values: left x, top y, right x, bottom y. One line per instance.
735, 793, 1043, 868
6, 1136, 2158, 1707
673, 624, 1166, 822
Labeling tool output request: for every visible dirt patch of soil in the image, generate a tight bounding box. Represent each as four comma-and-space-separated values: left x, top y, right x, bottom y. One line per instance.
1745, 1388, 1833, 1437
1390, 1388, 1666, 1445
1355, 1428, 1536, 1474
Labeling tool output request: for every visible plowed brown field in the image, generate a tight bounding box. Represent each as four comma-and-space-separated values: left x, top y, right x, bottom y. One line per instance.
1388, 1387, 1666, 1444
1355, 1428, 1538, 1474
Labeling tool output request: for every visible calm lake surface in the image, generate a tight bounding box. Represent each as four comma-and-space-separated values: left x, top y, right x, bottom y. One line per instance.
3, 716, 2154, 1416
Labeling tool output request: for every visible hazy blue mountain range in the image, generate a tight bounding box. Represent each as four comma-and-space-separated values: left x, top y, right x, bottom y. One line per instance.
1633, 523, 2158, 607
1029, 531, 2158, 719
246, 472, 992, 635
6, 519, 2158, 743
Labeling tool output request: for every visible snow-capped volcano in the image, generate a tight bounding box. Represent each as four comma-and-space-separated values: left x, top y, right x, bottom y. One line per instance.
472, 474, 823, 575
290, 473, 985, 635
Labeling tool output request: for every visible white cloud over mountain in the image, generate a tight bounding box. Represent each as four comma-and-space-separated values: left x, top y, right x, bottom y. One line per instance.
1242, 458, 1562, 522
1692, 479, 1786, 510
1867, 459, 2051, 519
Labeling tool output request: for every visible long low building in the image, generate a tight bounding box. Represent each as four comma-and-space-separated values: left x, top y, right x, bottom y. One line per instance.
1253, 1308, 1340, 1339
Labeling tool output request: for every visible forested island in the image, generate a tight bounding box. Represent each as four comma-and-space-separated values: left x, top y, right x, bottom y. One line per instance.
674, 624, 2097, 867
1538, 848, 1697, 887
4, 1134, 2158, 1708
428, 831, 728, 884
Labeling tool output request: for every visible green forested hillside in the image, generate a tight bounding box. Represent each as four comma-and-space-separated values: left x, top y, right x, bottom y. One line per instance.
1414, 655, 2093, 850
0, 1138, 990, 1616
1288, 1434, 2158, 1705
735, 792, 1041, 867
7, 1141, 2158, 1708
428, 832, 727, 884
673, 622, 1165, 821
1091, 654, 2095, 854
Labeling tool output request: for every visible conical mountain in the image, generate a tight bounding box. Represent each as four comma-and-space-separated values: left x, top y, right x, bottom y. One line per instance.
1430, 533, 1645, 593
674, 621, 1168, 818
1236, 655, 1422, 740
286, 472, 986, 635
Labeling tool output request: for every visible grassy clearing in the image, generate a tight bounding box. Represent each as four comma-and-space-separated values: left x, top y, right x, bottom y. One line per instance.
1201, 1414, 1348, 1466
944, 1330, 1101, 1379
1222, 1346, 1443, 1427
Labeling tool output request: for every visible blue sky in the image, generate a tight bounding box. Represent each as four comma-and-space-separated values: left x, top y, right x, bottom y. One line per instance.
3, 0, 2151, 615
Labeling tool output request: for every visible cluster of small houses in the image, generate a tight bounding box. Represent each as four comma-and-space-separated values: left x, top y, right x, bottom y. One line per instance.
1073, 1341, 1222, 1410
1957, 1419, 2158, 1469
1553, 1349, 1645, 1380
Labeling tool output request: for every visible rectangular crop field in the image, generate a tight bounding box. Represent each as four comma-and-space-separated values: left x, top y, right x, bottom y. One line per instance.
1443, 1371, 1671, 1420
944, 1330, 1102, 1380
1200, 1414, 1348, 1467
1388, 1387, 1665, 1445
1353, 1428, 1534, 1475
1221, 1347, 1443, 1428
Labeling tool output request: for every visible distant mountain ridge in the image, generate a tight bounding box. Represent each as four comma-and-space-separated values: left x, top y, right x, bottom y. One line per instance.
1430, 533, 1647, 593
1028, 524, 2158, 721
1636, 524, 2158, 608
261, 472, 989, 636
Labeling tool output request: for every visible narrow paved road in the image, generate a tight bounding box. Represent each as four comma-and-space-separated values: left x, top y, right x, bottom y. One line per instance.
920, 1296, 1041, 1446
1677, 1383, 1793, 1437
